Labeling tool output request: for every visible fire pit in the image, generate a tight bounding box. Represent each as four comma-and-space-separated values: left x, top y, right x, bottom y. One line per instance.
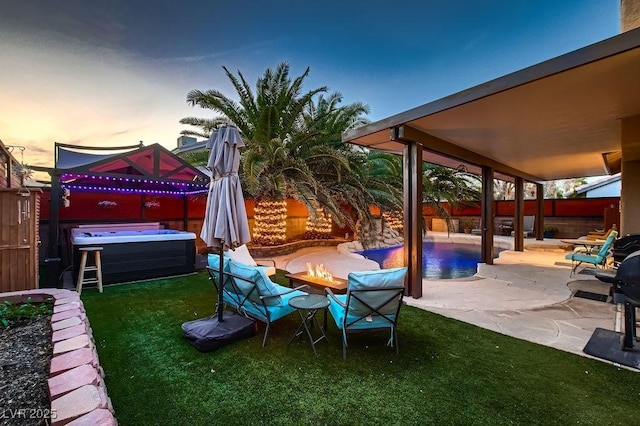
286, 264, 347, 294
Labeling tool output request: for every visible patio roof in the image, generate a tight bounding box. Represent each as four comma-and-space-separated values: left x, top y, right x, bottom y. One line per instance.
343, 27, 640, 182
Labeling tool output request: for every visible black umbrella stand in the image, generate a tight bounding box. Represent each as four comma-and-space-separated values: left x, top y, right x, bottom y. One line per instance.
181, 246, 256, 352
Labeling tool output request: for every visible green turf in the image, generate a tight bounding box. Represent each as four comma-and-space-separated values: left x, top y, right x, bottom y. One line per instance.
81, 271, 639, 425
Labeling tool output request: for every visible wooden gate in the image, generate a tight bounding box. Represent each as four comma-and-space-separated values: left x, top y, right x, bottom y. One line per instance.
0, 189, 40, 292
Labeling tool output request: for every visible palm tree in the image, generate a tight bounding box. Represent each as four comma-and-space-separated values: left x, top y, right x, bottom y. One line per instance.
184, 62, 344, 245
182, 62, 480, 245
358, 152, 480, 231
422, 164, 481, 230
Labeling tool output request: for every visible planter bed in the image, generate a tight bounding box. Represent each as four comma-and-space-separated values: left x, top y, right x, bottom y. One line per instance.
0, 289, 116, 425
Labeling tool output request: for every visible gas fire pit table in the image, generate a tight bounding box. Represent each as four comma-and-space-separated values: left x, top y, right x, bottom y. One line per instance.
285, 271, 347, 294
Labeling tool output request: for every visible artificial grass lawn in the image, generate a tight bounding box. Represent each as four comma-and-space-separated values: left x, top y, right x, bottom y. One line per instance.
82, 270, 639, 425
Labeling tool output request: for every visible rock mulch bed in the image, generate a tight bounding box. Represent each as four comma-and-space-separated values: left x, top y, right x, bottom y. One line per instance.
0, 289, 116, 425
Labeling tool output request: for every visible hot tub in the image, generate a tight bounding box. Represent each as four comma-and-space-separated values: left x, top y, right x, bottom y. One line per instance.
71, 223, 196, 285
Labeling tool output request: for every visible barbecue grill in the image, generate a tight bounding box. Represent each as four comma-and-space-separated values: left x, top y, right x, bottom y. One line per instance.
612, 233, 640, 265
596, 250, 640, 350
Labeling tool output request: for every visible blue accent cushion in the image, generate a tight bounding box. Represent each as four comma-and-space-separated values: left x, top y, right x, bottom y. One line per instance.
228, 261, 282, 306
208, 253, 230, 272
347, 267, 407, 290
208, 254, 242, 305
328, 294, 397, 330
346, 267, 407, 316
565, 252, 604, 264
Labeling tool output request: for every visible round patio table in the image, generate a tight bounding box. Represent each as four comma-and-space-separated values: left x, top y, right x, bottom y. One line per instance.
288, 294, 330, 355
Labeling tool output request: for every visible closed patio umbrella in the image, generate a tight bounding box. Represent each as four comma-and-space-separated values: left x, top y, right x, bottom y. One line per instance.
201, 126, 251, 322
200, 126, 250, 252
182, 126, 256, 352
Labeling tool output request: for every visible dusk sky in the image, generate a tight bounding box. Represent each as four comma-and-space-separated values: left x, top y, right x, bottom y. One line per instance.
0, 1, 620, 174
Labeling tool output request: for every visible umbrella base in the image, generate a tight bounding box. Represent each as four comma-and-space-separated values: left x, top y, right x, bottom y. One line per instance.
182, 311, 257, 352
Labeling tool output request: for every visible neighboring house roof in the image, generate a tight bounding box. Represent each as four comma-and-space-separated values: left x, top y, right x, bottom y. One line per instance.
171, 137, 208, 155
575, 173, 621, 195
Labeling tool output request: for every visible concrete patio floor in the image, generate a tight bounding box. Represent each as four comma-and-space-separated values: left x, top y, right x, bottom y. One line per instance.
265, 235, 622, 364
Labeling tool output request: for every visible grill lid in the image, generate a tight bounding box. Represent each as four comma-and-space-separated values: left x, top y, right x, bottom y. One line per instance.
615, 250, 640, 303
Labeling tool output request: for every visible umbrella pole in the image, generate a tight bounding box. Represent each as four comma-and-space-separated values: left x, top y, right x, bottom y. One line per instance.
217, 247, 225, 322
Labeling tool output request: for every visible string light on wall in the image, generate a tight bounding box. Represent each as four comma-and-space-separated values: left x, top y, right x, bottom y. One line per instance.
382, 211, 404, 232
305, 208, 333, 239
253, 199, 287, 246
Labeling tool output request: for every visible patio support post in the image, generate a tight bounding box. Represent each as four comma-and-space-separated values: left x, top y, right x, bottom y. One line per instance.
536, 183, 544, 240
620, 115, 640, 235
481, 166, 494, 264
183, 194, 189, 231
398, 129, 423, 298
514, 176, 524, 251
45, 170, 62, 288
404, 141, 423, 298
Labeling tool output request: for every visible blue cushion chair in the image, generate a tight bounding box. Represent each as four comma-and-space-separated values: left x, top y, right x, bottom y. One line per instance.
565, 231, 618, 276
207, 254, 242, 308
207, 259, 308, 347
510, 215, 535, 238
326, 267, 407, 359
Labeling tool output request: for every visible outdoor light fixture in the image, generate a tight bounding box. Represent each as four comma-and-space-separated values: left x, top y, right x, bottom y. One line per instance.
61, 184, 207, 196
60, 173, 208, 188
305, 208, 333, 239
253, 199, 287, 245
382, 211, 404, 232
60, 172, 209, 195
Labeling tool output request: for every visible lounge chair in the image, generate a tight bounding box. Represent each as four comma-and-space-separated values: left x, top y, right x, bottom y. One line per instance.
225, 244, 276, 276
585, 226, 617, 241
207, 256, 308, 346
470, 219, 482, 235
511, 215, 535, 238
326, 267, 407, 359
564, 231, 618, 276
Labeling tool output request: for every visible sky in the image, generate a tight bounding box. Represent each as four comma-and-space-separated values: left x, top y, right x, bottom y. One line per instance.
0, 0, 620, 176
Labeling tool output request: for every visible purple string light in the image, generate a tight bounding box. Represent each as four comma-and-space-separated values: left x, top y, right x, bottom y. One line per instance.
62, 184, 207, 195
59, 173, 208, 195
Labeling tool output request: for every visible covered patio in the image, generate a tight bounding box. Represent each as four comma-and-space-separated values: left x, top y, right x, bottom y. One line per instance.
343, 27, 640, 298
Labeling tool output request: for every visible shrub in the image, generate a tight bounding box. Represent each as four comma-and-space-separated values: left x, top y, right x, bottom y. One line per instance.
0, 297, 53, 327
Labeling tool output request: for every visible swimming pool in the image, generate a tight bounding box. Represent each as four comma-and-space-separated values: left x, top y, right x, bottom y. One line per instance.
357, 242, 502, 279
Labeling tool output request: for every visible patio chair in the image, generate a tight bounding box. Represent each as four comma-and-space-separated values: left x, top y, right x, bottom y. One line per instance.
225, 244, 276, 276
470, 218, 482, 235
207, 254, 241, 308
565, 231, 618, 276
585, 225, 617, 241
208, 260, 308, 347
326, 267, 407, 359
511, 215, 535, 238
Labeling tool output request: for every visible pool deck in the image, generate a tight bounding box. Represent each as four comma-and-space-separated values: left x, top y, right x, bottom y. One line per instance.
266, 233, 621, 363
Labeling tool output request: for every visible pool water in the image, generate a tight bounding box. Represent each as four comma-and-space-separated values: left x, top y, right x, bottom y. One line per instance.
357, 242, 502, 279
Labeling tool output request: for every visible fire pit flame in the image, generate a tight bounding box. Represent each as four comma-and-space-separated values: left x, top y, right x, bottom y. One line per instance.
306, 262, 333, 282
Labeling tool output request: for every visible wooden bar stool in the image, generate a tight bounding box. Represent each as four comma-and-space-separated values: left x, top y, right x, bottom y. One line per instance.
77, 247, 104, 294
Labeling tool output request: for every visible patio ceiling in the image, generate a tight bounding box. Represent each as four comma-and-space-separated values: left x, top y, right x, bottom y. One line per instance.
343, 27, 640, 182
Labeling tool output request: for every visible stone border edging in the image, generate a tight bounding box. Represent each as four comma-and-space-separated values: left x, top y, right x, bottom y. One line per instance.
247, 238, 347, 257
0, 288, 116, 425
